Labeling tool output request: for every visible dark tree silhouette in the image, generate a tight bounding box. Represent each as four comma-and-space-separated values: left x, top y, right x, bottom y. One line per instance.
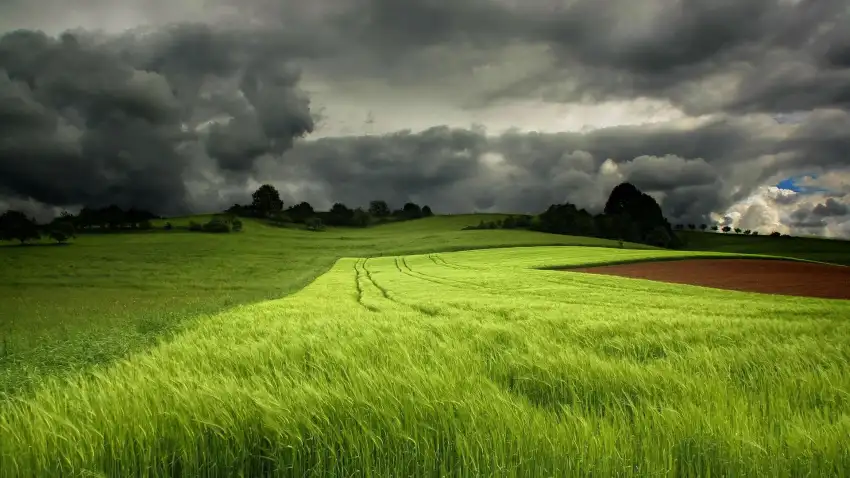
0, 210, 41, 244
47, 215, 76, 244
286, 202, 315, 223
711, 225, 719, 231
368, 200, 391, 218
722, 226, 732, 233
602, 183, 678, 247
700, 224, 707, 231
402, 202, 423, 219
734, 228, 742, 234
421, 205, 434, 217
688, 224, 696, 230
327, 203, 354, 226
251, 184, 284, 218
352, 208, 371, 227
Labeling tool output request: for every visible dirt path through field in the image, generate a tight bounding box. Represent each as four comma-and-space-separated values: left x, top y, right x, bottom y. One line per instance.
566, 259, 850, 300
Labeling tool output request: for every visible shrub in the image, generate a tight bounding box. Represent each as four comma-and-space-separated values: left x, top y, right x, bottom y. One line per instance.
231, 219, 243, 232
202, 217, 231, 233
305, 217, 325, 231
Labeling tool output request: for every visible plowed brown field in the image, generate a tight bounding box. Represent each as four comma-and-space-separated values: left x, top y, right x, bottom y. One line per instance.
568, 259, 850, 300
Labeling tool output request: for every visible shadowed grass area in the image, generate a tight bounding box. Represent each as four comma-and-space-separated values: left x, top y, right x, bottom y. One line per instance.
678, 230, 850, 265
0, 216, 652, 398
1, 247, 848, 476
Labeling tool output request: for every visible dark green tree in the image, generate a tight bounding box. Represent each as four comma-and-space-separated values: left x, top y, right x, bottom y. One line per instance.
368, 200, 391, 218
47, 221, 76, 244
286, 202, 315, 223
251, 184, 284, 218
402, 202, 422, 219
352, 208, 371, 227
0, 210, 41, 244
421, 205, 433, 217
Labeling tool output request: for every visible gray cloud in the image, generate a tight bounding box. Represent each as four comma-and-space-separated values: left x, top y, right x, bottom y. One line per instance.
0, 25, 315, 213
1, 0, 849, 240
245, 112, 846, 231
812, 198, 849, 217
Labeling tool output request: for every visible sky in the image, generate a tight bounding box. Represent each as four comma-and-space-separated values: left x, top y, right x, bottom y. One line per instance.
1, 0, 849, 238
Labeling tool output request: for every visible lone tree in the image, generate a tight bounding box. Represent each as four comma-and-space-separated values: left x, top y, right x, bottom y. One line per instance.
402, 202, 423, 219
47, 217, 76, 244
421, 205, 434, 217
699, 223, 707, 231
368, 200, 391, 218
603, 182, 678, 247
0, 210, 41, 244
711, 225, 719, 231
722, 226, 732, 233
251, 184, 283, 218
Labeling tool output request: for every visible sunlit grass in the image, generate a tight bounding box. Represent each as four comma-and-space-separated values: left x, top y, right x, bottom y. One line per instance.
0, 216, 648, 398
1, 246, 848, 476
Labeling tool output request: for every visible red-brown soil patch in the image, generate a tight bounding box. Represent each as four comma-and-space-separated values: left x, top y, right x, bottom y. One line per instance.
567, 259, 850, 300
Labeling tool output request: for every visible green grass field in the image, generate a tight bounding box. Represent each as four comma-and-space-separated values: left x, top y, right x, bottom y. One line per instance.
0, 216, 653, 399
1, 216, 849, 476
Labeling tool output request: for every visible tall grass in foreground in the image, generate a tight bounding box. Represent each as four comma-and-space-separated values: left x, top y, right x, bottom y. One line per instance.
1, 247, 849, 476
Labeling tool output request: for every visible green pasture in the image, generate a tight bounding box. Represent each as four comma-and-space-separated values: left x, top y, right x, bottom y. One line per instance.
1, 246, 849, 476
0, 215, 651, 398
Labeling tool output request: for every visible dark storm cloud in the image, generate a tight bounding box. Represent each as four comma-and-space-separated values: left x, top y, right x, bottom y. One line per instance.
343, 0, 850, 116
251, 108, 849, 232
812, 198, 849, 217
0, 25, 315, 213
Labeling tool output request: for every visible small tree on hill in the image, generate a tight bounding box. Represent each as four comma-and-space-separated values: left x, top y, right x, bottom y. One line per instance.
711, 225, 719, 231
734, 228, 742, 234
47, 220, 76, 244
368, 200, 391, 218
402, 202, 423, 219
722, 226, 731, 233
688, 224, 696, 230
422, 205, 433, 217
752, 231, 759, 236
699, 224, 707, 231
352, 208, 370, 227
251, 184, 283, 218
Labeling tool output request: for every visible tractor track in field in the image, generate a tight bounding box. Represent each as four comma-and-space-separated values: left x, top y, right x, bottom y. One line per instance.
362, 258, 440, 316
353, 259, 379, 312
400, 257, 488, 292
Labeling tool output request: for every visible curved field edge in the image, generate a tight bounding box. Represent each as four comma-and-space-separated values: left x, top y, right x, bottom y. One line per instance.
535, 252, 846, 270
2, 246, 849, 476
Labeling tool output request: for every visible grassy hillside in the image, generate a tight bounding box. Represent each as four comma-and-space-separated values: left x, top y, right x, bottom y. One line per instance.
2, 247, 848, 476
679, 230, 850, 265
0, 215, 651, 398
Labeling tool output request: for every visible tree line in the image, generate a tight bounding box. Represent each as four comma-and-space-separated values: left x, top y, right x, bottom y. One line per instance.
462, 182, 794, 247
0, 182, 794, 247
225, 184, 434, 230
